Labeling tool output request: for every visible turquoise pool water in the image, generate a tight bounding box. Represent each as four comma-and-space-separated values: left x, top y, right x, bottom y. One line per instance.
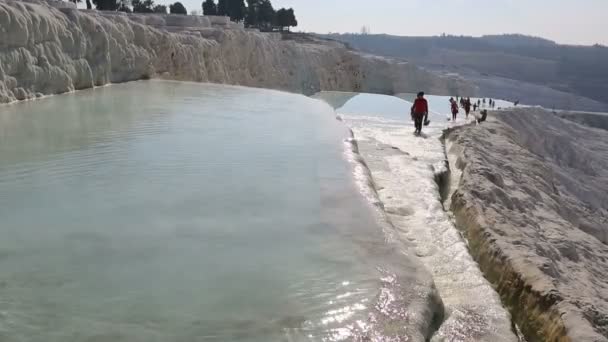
0, 81, 414, 341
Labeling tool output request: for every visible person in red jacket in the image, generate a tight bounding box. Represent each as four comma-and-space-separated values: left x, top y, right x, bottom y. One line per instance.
411, 92, 429, 135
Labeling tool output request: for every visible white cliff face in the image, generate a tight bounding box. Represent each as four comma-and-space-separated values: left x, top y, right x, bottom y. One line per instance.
0, 0, 473, 104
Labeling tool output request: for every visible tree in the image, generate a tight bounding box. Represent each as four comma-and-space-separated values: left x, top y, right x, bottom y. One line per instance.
118, 1, 132, 12
245, 0, 259, 8
132, 0, 155, 13
169, 1, 187, 14
92, 0, 130, 11
227, 0, 246, 22
245, 5, 256, 27
276, 8, 296, 31
92, 0, 122, 10
257, 0, 274, 30
244, 0, 259, 27
202, 0, 217, 15
276, 8, 298, 31
217, 0, 228, 16
153, 4, 167, 13
285, 8, 297, 30
69, 0, 92, 9
275, 8, 287, 31
245, 0, 296, 30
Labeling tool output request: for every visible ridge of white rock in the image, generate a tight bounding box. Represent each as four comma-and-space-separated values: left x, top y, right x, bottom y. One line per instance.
447, 108, 608, 342
0, 0, 474, 103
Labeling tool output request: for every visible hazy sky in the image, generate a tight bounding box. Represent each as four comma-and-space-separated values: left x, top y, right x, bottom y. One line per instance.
156, 0, 607, 45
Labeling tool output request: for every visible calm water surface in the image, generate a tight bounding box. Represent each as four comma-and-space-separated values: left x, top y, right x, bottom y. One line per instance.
0, 81, 403, 341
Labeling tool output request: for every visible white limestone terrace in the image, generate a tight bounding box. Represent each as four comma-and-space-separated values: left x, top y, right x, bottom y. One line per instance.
315, 92, 522, 341
0, 0, 475, 104
447, 108, 608, 341
109, 10, 246, 30
319, 92, 608, 341
35, 0, 244, 29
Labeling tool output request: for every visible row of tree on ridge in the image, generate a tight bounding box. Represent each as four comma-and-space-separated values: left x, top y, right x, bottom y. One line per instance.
73, 0, 187, 14
202, 0, 296, 31
71, 0, 297, 31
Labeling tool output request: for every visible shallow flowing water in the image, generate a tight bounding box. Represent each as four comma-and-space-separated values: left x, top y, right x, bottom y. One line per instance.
315, 92, 519, 341
0, 81, 435, 341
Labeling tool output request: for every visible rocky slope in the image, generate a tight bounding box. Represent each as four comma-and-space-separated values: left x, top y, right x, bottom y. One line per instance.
0, 0, 472, 103
446, 109, 608, 341
558, 111, 608, 131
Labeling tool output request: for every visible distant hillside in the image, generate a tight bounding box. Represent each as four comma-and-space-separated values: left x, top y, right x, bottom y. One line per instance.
321, 33, 608, 109
480, 34, 557, 48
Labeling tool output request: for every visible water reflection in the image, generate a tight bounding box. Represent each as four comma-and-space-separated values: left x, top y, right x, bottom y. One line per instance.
0, 81, 392, 341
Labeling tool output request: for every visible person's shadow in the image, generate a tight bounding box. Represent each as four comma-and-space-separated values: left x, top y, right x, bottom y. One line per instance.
413, 132, 429, 139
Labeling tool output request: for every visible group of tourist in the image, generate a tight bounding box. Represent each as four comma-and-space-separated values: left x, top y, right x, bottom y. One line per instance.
410, 92, 497, 135
449, 96, 497, 121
